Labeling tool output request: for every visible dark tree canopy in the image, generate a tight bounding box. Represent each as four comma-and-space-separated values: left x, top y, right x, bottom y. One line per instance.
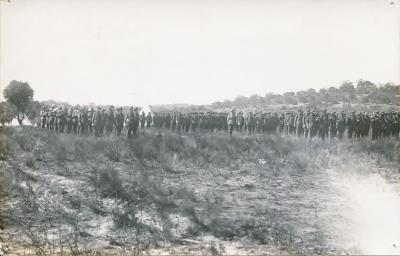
0, 102, 17, 125
3, 80, 34, 124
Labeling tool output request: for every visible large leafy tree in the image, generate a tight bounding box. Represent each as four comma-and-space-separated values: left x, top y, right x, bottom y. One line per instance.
3, 102, 17, 125
3, 80, 34, 125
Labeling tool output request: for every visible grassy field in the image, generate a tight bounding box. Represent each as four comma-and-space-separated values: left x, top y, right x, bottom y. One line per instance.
0, 126, 399, 255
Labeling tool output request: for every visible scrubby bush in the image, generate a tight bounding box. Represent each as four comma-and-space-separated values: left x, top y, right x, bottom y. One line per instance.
104, 141, 123, 162
25, 157, 35, 168
13, 129, 36, 152
87, 198, 107, 216
90, 165, 129, 200
112, 206, 138, 229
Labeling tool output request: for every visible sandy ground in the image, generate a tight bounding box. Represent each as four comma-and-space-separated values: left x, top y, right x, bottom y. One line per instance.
326, 168, 400, 254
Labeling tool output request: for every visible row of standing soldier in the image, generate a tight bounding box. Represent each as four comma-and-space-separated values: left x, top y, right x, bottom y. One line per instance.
153, 109, 399, 140
40, 106, 152, 139
40, 106, 399, 141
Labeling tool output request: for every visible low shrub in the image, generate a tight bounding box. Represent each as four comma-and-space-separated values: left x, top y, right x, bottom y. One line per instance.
90, 166, 129, 200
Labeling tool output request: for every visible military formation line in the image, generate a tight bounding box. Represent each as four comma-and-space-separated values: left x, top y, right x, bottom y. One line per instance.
39, 105, 400, 141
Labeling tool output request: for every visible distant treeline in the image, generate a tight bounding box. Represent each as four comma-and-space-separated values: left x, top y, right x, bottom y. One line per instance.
210, 80, 399, 109
151, 80, 399, 113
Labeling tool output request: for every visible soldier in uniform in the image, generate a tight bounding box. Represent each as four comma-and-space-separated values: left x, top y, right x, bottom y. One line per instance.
191, 112, 198, 132
272, 113, 280, 133
140, 111, 146, 130
236, 111, 245, 133
283, 112, 292, 135
303, 110, 311, 139
52, 106, 58, 131
295, 109, 304, 137
40, 107, 47, 129
66, 108, 74, 133
105, 106, 115, 135
46, 106, 53, 130
100, 109, 107, 134
245, 112, 255, 134
176, 112, 184, 133
278, 112, 285, 133
78, 107, 88, 134
255, 112, 263, 133
87, 108, 94, 134
227, 110, 236, 136
336, 111, 346, 140
310, 110, 320, 139
165, 112, 171, 129
92, 107, 103, 136
126, 107, 139, 138
115, 107, 125, 136
184, 113, 191, 133
347, 112, 356, 139
146, 112, 152, 129
370, 112, 380, 140
354, 113, 362, 139
328, 112, 337, 139
171, 113, 177, 131
318, 110, 329, 140
71, 108, 79, 134
362, 112, 371, 138
382, 112, 390, 139
55, 106, 65, 133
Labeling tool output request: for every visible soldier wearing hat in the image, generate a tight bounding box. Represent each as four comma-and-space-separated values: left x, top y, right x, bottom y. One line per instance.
246, 111, 256, 134
146, 112, 153, 129
346, 112, 355, 139
140, 111, 146, 130
71, 107, 79, 134
92, 107, 103, 136
295, 109, 304, 137
336, 111, 346, 140
318, 110, 329, 140
87, 108, 94, 134
40, 106, 47, 129
100, 108, 106, 134
115, 107, 125, 136
55, 105, 65, 133
104, 106, 115, 135
171, 113, 177, 131
66, 108, 74, 133
78, 107, 88, 134
227, 109, 236, 136
278, 112, 285, 133
328, 112, 337, 139
236, 111, 245, 133
191, 112, 199, 132
371, 112, 381, 140
126, 107, 139, 138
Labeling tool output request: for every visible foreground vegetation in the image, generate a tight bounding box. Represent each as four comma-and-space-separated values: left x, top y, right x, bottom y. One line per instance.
0, 126, 398, 255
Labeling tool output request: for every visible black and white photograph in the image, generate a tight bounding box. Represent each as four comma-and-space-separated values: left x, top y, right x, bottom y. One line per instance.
0, 0, 399, 255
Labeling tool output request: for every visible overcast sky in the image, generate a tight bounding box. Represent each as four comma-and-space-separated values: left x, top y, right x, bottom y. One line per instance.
0, 0, 399, 106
